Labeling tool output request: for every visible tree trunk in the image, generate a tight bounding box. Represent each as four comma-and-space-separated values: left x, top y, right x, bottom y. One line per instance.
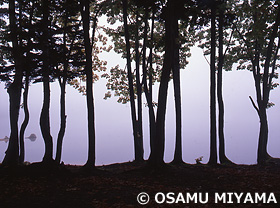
55, 77, 66, 164
254, 5, 280, 164
40, 0, 53, 164
217, 4, 232, 164
143, 7, 156, 162
134, 9, 144, 162
4, 83, 22, 166
122, 0, 142, 162
172, 17, 183, 164
55, 11, 69, 164
40, 76, 53, 163
149, 0, 174, 166
208, 4, 217, 165
81, 0, 96, 168
257, 105, 269, 164
19, 75, 30, 164
18, 0, 34, 165
3, 0, 23, 166
148, 10, 156, 157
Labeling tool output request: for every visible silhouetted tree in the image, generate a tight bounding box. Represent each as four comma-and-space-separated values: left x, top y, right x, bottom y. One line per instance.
104, 0, 193, 165
197, 0, 234, 165
168, 2, 182, 164
122, 0, 145, 162
80, 0, 97, 168
19, 74, 30, 164
19, 0, 36, 164
2, 0, 24, 166
103, 0, 161, 162
149, 0, 176, 165
216, 0, 233, 164
54, 0, 81, 164
39, 0, 54, 164
208, 1, 218, 165
227, 1, 280, 164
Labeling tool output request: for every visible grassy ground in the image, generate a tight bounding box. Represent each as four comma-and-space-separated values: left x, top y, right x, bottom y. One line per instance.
0, 161, 280, 207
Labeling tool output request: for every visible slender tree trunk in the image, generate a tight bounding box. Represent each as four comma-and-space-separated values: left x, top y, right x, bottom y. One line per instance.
172, 17, 183, 164
3, 0, 23, 166
208, 4, 217, 165
134, 10, 144, 162
40, 0, 53, 164
55, 11, 69, 164
19, 75, 30, 164
122, 0, 141, 162
217, 5, 232, 164
18, 0, 34, 164
81, 0, 96, 168
55, 77, 66, 164
148, 28, 156, 157
143, 7, 156, 162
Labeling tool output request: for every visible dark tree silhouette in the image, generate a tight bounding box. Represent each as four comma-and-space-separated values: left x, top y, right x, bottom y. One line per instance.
122, 0, 144, 162
19, 0, 36, 164
256, 6, 280, 164
217, 1, 233, 164
54, 0, 80, 164
103, 0, 191, 164
19, 73, 30, 164
51, 0, 87, 164
142, 5, 157, 160
134, 7, 144, 162
81, 0, 97, 168
208, 2, 217, 165
229, 1, 280, 164
149, 0, 176, 165
55, 67, 67, 164
197, 0, 235, 165
2, 0, 24, 166
39, 0, 54, 164
171, 4, 182, 164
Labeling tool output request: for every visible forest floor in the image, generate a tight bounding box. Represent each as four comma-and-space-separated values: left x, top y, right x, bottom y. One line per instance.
0, 161, 280, 208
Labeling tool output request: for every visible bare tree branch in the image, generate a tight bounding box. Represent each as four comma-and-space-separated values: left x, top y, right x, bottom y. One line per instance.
249, 96, 260, 116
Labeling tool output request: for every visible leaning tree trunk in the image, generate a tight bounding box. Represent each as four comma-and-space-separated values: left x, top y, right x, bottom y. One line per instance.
40, 0, 53, 164
81, 0, 96, 168
208, 4, 217, 165
3, 0, 23, 166
19, 74, 30, 164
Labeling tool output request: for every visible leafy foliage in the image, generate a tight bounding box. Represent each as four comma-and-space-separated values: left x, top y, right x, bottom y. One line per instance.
102, 0, 196, 104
